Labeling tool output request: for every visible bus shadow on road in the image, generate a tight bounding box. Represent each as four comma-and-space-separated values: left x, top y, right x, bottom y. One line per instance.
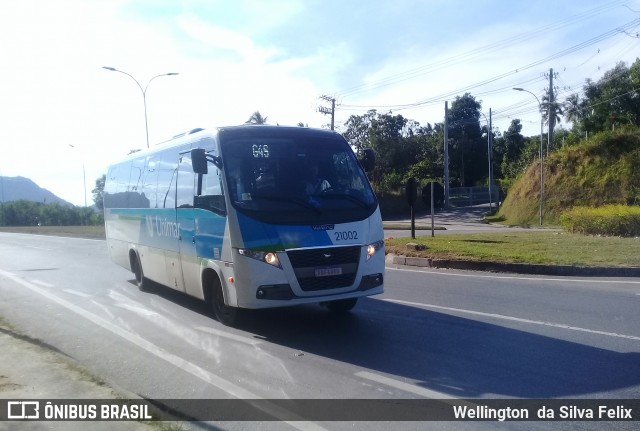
132, 279, 640, 399
236, 297, 640, 399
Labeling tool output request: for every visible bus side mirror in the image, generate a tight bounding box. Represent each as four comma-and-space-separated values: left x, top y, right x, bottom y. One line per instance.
191, 148, 208, 175
360, 148, 375, 172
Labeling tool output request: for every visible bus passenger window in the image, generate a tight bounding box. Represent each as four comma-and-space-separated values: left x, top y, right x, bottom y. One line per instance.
157, 151, 177, 209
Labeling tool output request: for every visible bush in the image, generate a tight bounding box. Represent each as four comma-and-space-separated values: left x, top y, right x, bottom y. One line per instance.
560, 205, 640, 237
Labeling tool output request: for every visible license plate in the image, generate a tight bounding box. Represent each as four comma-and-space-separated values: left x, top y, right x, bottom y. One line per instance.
314, 266, 342, 277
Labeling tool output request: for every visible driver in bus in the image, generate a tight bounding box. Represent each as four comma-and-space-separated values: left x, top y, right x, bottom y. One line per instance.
305, 163, 330, 194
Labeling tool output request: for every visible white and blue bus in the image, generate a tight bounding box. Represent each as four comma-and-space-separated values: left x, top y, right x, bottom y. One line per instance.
104, 125, 384, 325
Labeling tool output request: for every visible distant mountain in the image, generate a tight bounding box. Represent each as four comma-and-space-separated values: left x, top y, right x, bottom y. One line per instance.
0, 176, 73, 206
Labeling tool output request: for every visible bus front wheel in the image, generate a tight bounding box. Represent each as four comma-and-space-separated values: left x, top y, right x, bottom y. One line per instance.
209, 279, 238, 326
324, 298, 358, 313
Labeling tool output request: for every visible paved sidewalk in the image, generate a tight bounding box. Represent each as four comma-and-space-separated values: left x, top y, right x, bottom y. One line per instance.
0, 322, 164, 430
383, 203, 549, 237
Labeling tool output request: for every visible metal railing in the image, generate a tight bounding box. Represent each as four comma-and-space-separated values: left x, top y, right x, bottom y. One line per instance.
449, 186, 500, 207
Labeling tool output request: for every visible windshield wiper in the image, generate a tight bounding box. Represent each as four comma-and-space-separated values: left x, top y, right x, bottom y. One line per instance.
313, 193, 370, 209
250, 194, 322, 213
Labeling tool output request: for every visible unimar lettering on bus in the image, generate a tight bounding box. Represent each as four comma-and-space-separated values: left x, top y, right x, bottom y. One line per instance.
145, 216, 180, 239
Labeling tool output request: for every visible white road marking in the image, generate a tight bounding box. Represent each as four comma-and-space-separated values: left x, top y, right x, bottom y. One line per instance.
383, 298, 640, 341
31, 279, 54, 288
387, 266, 640, 285
356, 371, 456, 399
0, 269, 327, 431
21, 245, 54, 251
115, 303, 159, 317
63, 289, 93, 298
195, 326, 262, 346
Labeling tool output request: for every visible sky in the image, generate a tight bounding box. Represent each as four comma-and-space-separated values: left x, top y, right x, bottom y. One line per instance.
0, 0, 638, 206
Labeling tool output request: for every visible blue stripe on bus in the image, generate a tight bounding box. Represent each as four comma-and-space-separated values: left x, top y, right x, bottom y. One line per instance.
236, 212, 332, 250
108, 208, 227, 259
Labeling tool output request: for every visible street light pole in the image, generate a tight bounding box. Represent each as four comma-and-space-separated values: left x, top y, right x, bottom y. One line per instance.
68, 144, 87, 225
480, 110, 493, 210
513, 87, 544, 225
102, 67, 179, 148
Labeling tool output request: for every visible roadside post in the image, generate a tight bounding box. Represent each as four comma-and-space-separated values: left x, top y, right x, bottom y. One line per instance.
431, 181, 435, 237
406, 178, 418, 239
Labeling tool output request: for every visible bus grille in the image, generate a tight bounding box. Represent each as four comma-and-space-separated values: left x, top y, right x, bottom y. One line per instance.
287, 246, 360, 291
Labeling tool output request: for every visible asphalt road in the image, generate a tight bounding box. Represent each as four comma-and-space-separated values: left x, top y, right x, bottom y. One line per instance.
0, 232, 639, 430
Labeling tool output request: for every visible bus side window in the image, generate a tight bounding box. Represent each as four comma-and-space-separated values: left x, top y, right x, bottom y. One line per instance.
157, 150, 178, 209
114, 161, 132, 208
177, 153, 195, 209
130, 157, 150, 208
195, 166, 226, 215
103, 166, 118, 209
142, 156, 158, 208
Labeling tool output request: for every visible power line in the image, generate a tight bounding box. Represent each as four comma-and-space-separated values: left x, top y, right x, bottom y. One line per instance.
332, 0, 632, 99
333, 18, 639, 123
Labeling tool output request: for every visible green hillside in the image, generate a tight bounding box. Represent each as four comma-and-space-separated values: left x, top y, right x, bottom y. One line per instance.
497, 127, 640, 226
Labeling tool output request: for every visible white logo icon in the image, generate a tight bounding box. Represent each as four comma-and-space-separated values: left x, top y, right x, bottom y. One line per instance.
7, 401, 40, 419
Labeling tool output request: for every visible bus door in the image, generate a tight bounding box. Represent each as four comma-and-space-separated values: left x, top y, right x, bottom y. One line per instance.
175, 151, 201, 296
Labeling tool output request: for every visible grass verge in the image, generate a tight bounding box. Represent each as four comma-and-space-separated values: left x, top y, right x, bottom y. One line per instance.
3, 225, 638, 268
0, 225, 106, 239
385, 231, 640, 267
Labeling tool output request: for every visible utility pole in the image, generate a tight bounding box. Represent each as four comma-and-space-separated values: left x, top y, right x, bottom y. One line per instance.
547, 68, 555, 156
488, 108, 493, 209
318, 95, 335, 130
444, 101, 450, 209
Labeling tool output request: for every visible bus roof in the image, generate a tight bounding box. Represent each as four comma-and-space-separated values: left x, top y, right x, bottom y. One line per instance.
108, 125, 343, 165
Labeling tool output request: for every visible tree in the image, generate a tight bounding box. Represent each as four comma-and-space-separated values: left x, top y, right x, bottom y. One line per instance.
343, 110, 378, 156
499, 119, 527, 183
541, 93, 563, 144
341, 110, 443, 194
581, 60, 640, 133
246, 111, 268, 125
406, 124, 443, 181
563, 93, 583, 126
92, 174, 106, 210
447, 93, 485, 186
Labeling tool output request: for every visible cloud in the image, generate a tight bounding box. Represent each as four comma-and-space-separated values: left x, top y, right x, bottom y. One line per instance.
175, 13, 279, 63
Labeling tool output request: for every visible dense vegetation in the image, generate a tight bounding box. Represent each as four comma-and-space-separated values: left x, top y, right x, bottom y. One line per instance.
560, 205, 640, 237
497, 127, 640, 227
0, 200, 103, 227
0, 175, 105, 227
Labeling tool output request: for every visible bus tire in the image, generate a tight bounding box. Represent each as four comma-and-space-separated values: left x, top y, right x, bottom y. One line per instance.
208, 277, 238, 326
325, 298, 358, 313
130, 252, 149, 292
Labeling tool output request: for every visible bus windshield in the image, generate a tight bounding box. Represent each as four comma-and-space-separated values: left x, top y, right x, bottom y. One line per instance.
220, 134, 377, 225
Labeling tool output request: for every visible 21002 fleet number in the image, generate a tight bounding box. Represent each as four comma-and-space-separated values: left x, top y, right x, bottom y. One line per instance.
334, 231, 358, 241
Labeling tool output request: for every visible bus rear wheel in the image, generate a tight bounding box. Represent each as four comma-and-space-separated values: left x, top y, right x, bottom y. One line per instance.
130, 252, 149, 292
209, 278, 238, 326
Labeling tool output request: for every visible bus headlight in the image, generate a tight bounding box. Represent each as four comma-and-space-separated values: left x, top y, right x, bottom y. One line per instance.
366, 240, 385, 261
238, 248, 282, 268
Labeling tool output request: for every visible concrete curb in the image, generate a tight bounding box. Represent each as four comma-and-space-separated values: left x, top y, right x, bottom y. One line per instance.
386, 254, 640, 277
